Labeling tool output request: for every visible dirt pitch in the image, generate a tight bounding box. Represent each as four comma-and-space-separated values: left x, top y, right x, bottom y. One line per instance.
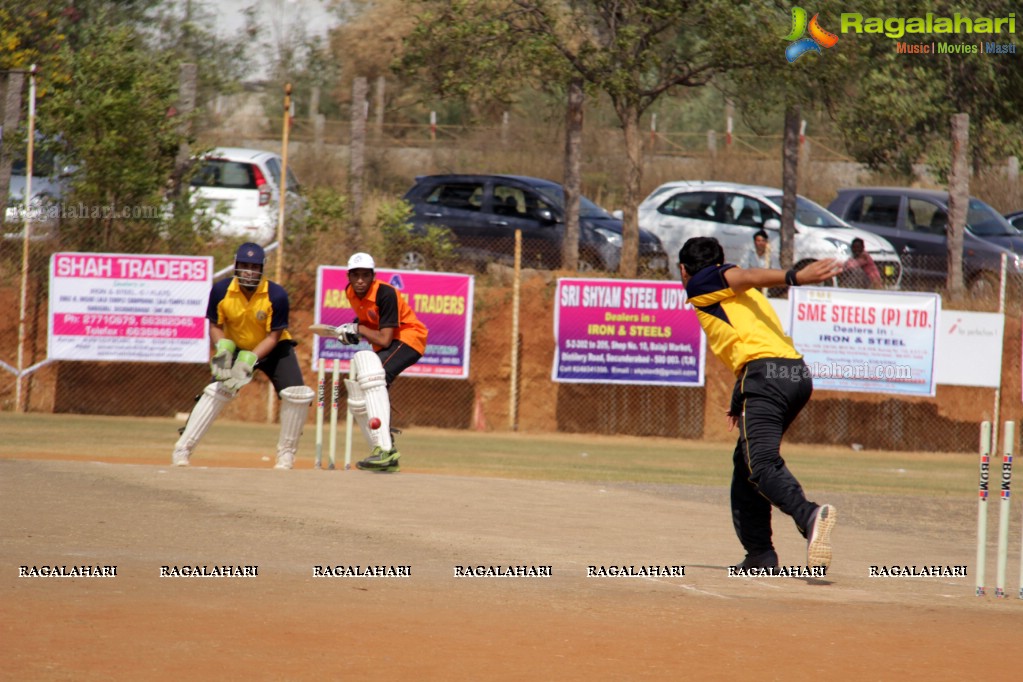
2, 435, 1022, 681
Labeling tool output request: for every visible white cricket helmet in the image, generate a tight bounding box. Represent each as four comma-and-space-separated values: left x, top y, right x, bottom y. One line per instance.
347, 252, 376, 270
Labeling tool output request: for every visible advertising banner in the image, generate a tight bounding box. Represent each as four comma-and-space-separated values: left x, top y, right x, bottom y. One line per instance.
788, 287, 939, 396
313, 267, 473, 379
48, 252, 212, 363
552, 278, 705, 386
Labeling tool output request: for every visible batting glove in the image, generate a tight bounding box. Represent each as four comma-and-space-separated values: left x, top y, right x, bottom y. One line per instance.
210, 339, 236, 381
223, 350, 258, 392
337, 321, 361, 345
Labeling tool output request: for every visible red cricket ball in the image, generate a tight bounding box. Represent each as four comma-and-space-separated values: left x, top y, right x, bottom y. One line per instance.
369, 417, 381, 430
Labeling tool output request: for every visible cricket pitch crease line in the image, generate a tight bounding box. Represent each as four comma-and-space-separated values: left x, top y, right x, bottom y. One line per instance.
640, 576, 731, 599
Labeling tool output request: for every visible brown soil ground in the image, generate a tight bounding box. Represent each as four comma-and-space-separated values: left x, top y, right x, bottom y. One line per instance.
2, 452, 1021, 680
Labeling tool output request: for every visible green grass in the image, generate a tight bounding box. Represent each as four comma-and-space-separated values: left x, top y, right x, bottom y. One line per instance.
0, 412, 979, 498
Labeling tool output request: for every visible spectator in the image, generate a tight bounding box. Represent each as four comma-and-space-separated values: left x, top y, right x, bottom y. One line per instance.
740, 229, 780, 270
842, 238, 882, 289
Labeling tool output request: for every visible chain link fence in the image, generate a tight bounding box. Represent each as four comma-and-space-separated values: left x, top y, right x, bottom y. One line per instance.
2, 218, 1019, 457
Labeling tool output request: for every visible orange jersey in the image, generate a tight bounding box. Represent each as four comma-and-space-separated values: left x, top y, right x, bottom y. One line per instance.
345, 280, 428, 354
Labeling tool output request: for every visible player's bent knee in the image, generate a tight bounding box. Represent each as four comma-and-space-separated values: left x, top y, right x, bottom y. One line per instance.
279, 385, 314, 405
353, 350, 386, 390
205, 381, 237, 403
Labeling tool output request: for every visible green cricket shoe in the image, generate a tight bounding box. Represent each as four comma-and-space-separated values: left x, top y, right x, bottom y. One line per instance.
356, 446, 400, 473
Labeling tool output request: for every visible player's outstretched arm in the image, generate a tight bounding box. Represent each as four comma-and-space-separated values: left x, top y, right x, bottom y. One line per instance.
724, 259, 843, 293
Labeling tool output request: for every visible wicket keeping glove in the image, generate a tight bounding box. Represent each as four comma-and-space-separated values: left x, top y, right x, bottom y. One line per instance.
210, 339, 236, 381
337, 322, 360, 345
223, 350, 258, 392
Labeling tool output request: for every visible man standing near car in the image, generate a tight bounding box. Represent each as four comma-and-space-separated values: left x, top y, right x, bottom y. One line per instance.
172, 242, 314, 469
330, 253, 428, 472
679, 236, 842, 570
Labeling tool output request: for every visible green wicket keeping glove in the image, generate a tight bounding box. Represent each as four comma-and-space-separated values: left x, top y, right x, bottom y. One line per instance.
210, 339, 236, 381
223, 350, 258, 392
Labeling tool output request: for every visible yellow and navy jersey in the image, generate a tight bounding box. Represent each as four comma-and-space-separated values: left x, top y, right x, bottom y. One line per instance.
345, 280, 428, 355
207, 277, 293, 351
685, 264, 800, 376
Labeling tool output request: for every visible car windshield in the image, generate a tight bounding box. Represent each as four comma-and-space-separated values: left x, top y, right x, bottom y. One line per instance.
533, 185, 612, 219
765, 194, 848, 228
10, 149, 58, 178
967, 199, 1017, 236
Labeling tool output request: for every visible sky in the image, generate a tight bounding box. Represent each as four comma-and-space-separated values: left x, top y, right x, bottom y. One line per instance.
203, 0, 340, 42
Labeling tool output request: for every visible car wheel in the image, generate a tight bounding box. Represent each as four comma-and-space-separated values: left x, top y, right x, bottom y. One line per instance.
967, 271, 1000, 298
398, 251, 428, 270
577, 252, 604, 273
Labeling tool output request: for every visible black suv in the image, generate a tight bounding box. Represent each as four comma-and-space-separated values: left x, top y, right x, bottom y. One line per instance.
829, 187, 1022, 296
401, 174, 668, 273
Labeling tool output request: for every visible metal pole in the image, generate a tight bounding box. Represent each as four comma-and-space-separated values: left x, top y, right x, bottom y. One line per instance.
15, 64, 36, 413
509, 230, 521, 430
275, 82, 292, 285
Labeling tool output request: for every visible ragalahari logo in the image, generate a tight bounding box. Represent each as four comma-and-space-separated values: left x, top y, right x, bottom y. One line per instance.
785, 7, 839, 62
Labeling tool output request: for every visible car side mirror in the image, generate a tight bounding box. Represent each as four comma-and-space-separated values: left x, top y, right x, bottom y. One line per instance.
536, 208, 558, 224
763, 218, 781, 230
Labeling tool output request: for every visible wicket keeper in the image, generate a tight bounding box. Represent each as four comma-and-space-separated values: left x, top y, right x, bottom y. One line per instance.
172, 242, 314, 469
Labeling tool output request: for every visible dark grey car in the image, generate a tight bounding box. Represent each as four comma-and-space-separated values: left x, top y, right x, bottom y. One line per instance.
402, 174, 668, 273
1006, 210, 1023, 232
829, 187, 1022, 295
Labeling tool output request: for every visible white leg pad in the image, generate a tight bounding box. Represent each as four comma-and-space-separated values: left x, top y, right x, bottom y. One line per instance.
352, 350, 392, 451
276, 385, 314, 468
345, 378, 373, 448
173, 382, 235, 465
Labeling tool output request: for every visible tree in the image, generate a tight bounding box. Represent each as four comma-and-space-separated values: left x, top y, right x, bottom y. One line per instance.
831, 0, 1023, 178
41, 17, 203, 252
402, 0, 767, 276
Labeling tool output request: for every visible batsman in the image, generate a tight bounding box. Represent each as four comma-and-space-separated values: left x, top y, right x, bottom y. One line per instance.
172, 242, 314, 469
314, 253, 428, 472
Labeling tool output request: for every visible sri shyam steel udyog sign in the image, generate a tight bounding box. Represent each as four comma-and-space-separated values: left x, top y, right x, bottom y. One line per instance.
48, 252, 213, 363
552, 278, 705, 387
313, 266, 473, 379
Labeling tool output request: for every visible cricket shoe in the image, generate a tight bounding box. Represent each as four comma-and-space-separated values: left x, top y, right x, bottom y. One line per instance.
806, 504, 837, 568
356, 446, 400, 473
731, 549, 779, 571
274, 451, 294, 470
172, 448, 190, 467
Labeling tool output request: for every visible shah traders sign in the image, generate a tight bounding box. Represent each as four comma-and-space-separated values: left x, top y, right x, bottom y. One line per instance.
552, 278, 705, 387
48, 252, 213, 363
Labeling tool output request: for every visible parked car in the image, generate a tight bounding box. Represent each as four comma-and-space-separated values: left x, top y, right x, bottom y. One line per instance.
3, 145, 69, 240
1006, 210, 1023, 232
189, 147, 304, 245
828, 187, 1023, 295
402, 174, 668, 273
637, 181, 903, 287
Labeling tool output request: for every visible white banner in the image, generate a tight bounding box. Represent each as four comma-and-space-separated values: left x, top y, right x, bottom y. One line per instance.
773, 296, 1003, 389
788, 287, 939, 396
48, 252, 212, 363
934, 310, 1004, 388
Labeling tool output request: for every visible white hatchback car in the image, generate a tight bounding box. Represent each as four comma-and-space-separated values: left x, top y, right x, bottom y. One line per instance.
190, 147, 303, 245
638, 181, 903, 288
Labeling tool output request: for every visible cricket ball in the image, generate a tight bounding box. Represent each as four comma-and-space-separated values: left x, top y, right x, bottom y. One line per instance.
369, 417, 381, 430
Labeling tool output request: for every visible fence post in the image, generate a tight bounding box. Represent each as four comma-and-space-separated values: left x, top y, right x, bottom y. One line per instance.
350, 77, 368, 234
374, 76, 385, 140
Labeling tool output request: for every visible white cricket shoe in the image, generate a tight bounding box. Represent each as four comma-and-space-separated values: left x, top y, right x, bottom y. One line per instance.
274, 451, 294, 470
806, 504, 837, 568
172, 448, 190, 467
